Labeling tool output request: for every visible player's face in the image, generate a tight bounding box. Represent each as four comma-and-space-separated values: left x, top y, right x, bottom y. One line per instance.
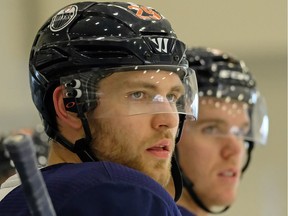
88, 70, 183, 186
178, 97, 249, 207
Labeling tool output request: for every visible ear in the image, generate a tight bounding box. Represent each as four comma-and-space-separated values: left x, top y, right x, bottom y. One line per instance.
53, 86, 82, 130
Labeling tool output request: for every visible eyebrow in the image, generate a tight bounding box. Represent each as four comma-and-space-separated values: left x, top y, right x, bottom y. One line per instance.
122, 80, 185, 94
195, 118, 250, 129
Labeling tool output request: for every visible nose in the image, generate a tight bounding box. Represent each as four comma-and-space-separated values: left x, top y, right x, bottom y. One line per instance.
150, 98, 179, 129
151, 112, 179, 131
220, 134, 245, 160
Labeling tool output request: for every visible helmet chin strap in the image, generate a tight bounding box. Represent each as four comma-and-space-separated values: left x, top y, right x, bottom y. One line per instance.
47, 101, 98, 163
72, 105, 99, 162
171, 154, 182, 201
48, 125, 97, 163
241, 140, 254, 173
172, 114, 186, 201
182, 174, 230, 214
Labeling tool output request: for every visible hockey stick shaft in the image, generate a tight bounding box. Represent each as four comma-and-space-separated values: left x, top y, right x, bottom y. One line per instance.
3, 134, 56, 216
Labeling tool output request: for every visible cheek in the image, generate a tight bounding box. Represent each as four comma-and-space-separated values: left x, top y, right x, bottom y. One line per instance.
178, 127, 201, 158
106, 116, 148, 144
239, 144, 247, 164
177, 142, 203, 182
177, 136, 199, 170
177, 132, 217, 171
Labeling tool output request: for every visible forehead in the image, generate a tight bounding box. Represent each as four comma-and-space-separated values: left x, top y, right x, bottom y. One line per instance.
198, 97, 249, 121
99, 70, 183, 91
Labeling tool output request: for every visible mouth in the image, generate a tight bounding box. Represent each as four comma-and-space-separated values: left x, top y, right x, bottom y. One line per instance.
218, 169, 239, 182
146, 139, 172, 159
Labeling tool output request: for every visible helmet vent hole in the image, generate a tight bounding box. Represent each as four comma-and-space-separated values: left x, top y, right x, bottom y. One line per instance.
74, 45, 133, 58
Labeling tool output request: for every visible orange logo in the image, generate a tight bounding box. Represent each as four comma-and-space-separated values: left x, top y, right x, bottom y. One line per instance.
128, 5, 162, 20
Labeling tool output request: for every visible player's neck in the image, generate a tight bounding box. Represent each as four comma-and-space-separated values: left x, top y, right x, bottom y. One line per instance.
47, 141, 82, 165
178, 188, 208, 216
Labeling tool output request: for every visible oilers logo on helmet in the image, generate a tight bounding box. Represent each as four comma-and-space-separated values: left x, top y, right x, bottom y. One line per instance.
50, 5, 78, 32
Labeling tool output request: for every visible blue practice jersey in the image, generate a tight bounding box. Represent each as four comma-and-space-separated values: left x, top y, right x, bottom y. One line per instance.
178, 205, 196, 216
0, 161, 182, 216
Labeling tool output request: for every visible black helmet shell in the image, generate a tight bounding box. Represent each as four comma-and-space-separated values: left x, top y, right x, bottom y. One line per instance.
29, 2, 188, 136
186, 47, 256, 99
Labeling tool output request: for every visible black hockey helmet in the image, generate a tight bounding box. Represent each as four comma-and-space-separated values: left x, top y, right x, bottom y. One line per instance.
186, 47, 268, 146
29, 1, 199, 201
29, 2, 194, 137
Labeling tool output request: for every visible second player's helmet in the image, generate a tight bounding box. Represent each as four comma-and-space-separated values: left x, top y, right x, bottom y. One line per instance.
180, 47, 269, 213
186, 47, 268, 147
29, 1, 198, 201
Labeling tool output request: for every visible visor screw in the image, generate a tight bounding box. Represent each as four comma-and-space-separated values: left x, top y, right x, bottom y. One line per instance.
144, 52, 151, 60
174, 55, 180, 62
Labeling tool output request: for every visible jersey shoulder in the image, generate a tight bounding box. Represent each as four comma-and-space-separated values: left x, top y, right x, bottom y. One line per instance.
0, 162, 181, 216
177, 205, 197, 216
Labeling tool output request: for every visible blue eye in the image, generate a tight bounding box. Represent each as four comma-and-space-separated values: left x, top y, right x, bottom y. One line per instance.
130, 91, 144, 100
202, 125, 220, 135
166, 94, 177, 103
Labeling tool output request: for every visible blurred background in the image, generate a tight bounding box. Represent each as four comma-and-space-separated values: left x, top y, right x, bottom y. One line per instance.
0, 1, 286, 215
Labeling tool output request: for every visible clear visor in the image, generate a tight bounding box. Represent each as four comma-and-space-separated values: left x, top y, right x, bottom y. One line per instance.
60, 65, 198, 120
198, 86, 269, 145
247, 94, 269, 145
